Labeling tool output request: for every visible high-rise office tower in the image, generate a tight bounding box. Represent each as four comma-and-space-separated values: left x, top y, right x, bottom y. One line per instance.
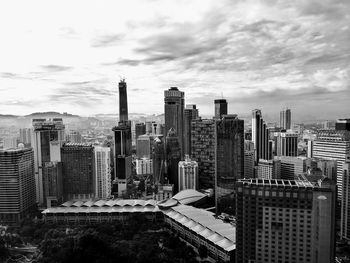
136, 134, 152, 158
65, 130, 82, 143
274, 131, 298, 157
252, 109, 271, 165
151, 122, 163, 135
43, 161, 63, 207
135, 123, 146, 139
336, 119, 350, 131
113, 122, 132, 197
164, 87, 185, 158
280, 108, 291, 130
178, 155, 198, 192
19, 128, 32, 147
244, 140, 255, 179
32, 118, 65, 205
236, 178, 336, 263
184, 104, 199, 156
61, 143, 95, 200
275, 156, 308, 180
152, 136, 165, 184
215, 115, 244, 214
136, 158, 153, 175
94, 146, 111, 199
118, 79, 128, 122
257, 159, 281, 179
214, 99, 228, 119
341, 156, 350, 240
313, 130, 350, 199
165, 128, 181, 193
113, 79, 132, 197
191, 118, 215, 189
0, 148, 36, 225
145, 121, 154, 134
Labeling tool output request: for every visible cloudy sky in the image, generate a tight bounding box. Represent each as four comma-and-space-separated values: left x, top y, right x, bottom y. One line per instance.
0, 0, 349, 121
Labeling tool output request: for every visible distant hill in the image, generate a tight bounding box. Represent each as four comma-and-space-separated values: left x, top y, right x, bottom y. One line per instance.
25, 112, 80, 118
0, 114, 19, 118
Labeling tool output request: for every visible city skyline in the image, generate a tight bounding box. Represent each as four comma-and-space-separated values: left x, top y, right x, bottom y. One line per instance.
0, 0, 349, 121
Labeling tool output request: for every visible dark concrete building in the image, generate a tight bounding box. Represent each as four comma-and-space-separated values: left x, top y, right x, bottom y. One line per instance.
118, 79, 128, 122
280, 108, 291, 130
214, 99, 228, 119
166, 128, 181, 193
336, 118, 350, 131
191, 118, 216, 189
152, 136, 165, 185
215, 115, 244, 215
135, 122, 146, 139
61, 143, 95, 200
0, 148, 36, 225
164, 87, 185, 158
236, 178, 336, 263
43, 161, 63, 207
252, 109, 271, 164
184, 104, 199, 156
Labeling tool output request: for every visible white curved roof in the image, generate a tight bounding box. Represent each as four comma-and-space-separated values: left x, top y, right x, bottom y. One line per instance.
172, 189, 206, 205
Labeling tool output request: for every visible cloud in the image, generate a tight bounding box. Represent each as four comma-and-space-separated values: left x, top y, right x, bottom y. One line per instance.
91, 34, 124, 48
40, 65, 72, 72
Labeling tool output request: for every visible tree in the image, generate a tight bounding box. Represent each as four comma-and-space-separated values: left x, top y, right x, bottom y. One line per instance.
198, 244, 208, 259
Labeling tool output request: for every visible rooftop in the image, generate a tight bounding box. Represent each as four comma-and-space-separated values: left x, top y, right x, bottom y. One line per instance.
238, 179, 314, 188
164, 205, 235, 252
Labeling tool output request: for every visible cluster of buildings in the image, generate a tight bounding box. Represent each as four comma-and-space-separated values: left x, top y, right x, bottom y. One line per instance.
1, 78, 350, 262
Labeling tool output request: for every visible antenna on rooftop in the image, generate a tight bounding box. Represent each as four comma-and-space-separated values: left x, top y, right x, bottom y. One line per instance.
119, 76, 126, 82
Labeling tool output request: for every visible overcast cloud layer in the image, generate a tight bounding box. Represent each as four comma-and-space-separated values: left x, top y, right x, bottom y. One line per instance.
0, 0, 349, 121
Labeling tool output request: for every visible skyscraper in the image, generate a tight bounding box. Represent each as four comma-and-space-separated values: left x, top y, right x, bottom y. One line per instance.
191, 118, 215, 189
118, 79, 128, 122
164, 87, 185, 157
184, 104, 199, 156
43, 161, 63, 207
94, 146, 111, 199
0, 148, 36, 225
236, 178, 336, 263
336, 119, 350, 131
136, 134, 152, 158
280, 108, 291, 130
113, 79, 132, 197
341, 156, 350, 240
274, 131, 298, 157
136, 158, 153, 176
214, 99, 228, 119
257, 159, 281, 179
166, 128, 181, 193
313, 129, 350, 199
135, 123, 146, 139
152, 136, 165, 185
252, 110, 271, 164
31, 118, 65, 205
178, 155, 198, 192
19, 128, 32, 147
215, 115, 244, 214
61, 143, 95, 200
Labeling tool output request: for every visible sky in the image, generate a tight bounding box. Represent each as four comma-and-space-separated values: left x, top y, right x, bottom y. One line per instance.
0, 0, 349, 121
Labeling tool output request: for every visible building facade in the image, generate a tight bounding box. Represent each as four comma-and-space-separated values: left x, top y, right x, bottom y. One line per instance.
94, 146, 111, 199
274, 131, 298, 157
43, 161, 63, 208
215, 115, 244, 214
166, 128, 181, 193
252, 109, 271, 164
257, 159, 281, 179
0, 148, 36, 225
164, 87, 185, 158
236, 178, 336, 263
61, 143, 95, 200
191, 118, 215, 189
136, 158, 153, 175
280, 108, 291, 130
31, 118, 65, 205
183, 104, 199, 156
178, 155, 198, 192
214, 99, 228, 119
312, 130, 350, 199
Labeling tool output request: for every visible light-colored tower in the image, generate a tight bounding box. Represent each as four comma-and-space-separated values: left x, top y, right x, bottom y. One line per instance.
94, 146, 111, 199
178, 155, 198, 192
31, 118, 65, 206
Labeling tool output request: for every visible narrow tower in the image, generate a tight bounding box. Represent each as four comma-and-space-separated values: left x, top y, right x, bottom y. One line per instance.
119, 78, 128, 122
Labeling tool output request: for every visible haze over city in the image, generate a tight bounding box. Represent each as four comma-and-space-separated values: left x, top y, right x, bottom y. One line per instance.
0, 0, 349, 121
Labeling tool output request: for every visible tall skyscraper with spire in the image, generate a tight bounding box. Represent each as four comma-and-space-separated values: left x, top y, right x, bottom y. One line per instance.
118, 79, 128, 122
113, 79, 132, 197
164, 87, 185, 158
